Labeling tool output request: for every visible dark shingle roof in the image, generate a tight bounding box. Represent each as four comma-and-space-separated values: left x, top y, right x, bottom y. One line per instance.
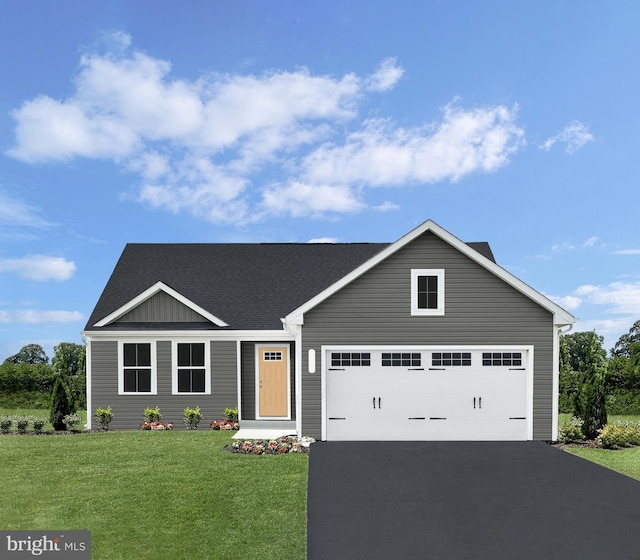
85, 241, 495, 331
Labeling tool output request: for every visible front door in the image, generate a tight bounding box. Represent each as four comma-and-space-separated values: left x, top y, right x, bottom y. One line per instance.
258, 346, 289, 418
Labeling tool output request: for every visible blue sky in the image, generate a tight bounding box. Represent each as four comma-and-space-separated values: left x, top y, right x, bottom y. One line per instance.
1, 1, 639, 359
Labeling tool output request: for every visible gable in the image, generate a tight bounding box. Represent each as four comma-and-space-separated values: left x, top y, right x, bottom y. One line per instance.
115, 290, 211, 323
285, 220, 575, 327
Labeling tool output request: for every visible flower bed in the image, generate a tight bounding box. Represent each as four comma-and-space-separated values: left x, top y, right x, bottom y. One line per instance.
211, 420, 240, 430
140, 421, 174, 431
225, 436, 312, 455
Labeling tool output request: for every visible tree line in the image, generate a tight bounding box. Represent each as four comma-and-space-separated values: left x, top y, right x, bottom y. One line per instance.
1, 343, 85, 430
560, 320, 640, 438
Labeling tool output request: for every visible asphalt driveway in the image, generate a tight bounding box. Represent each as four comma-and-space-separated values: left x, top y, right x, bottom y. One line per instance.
307, 441, 640, 559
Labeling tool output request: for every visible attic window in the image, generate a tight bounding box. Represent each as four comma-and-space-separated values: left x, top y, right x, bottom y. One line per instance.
411, 269, 445, 316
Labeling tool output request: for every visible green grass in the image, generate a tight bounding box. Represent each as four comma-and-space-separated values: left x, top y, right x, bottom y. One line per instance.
558, 413, 640, 481
0, 408, 87, 431
565, 447, 640, 480
0, 430, 308, 559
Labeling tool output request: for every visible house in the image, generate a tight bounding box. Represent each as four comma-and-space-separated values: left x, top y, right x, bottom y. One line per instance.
82, 220, 576, 440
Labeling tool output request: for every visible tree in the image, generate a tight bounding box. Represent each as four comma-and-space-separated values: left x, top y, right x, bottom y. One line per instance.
610, 320, 640, 357
52, 343, 86, 408
4, 344, 49, 365
49, 375, 75, 430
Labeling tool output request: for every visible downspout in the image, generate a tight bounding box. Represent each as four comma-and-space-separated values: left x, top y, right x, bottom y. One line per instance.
552, 322, 575, 441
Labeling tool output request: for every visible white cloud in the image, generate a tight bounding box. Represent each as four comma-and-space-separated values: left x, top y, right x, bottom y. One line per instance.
547, 294, 582, 310
308, 237, 338, 243
573, 282, 640, 315
365, 57, 404, 92
0, 309, 84, 324
7, 32, 527, 223
0, 191, 54, 228
0, 255, 76, 282
613, 249, 640, 255
540, 120, 594, 154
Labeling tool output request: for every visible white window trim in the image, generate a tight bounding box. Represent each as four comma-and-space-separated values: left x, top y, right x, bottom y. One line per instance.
171, 340, 211, 395
411, 269, 445, 316
118, 340, 158, 395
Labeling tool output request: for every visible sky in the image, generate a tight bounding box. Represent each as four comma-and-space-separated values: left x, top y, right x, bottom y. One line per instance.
1, 1, 639, 360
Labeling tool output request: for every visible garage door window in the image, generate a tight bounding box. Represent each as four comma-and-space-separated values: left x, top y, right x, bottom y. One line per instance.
431, 352, 471, 367
382, 353, 421, 367
331, 352, 371, 367
482, 352, 522, 366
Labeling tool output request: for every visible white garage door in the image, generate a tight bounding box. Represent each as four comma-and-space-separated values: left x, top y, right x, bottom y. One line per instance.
325, 348, 530, 441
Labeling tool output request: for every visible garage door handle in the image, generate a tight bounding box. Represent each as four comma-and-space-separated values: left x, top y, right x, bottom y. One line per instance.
473, 397, 476, 409
509, 417, 526, 420
509, 368, 526, 371
378, 397, 381, 409
329, 417, 346, 420
373, 397, 376, 409
479, 397, 482, 409
408, 417, 426, 420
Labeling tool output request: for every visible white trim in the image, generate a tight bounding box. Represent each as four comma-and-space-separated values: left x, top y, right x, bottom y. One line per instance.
321, 344, 534, 441
285, 220, 576, 327
82, 329, 294, 342
94, 281, 228, 327
255, 343, 292, 420
171, 340, 211, 395
117, 340, 158, 395
85, 338, 92, 430
236, 340, 243, 422
411, 269, 445, 316
294, 326, 303, 438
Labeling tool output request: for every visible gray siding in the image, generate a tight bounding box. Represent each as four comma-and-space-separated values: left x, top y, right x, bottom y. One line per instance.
300, 231, 554, 440
118, 291, 209, 322
240, 342, 296, 420
90, 339, 237, 430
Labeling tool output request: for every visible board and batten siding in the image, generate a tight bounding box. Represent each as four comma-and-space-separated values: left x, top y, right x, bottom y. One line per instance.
116, 291, 209, 323
90, 339, 237, 429
300, 231, 554, 440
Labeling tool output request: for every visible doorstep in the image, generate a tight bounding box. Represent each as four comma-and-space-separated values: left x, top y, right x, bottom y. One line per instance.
233, 419, 297, 440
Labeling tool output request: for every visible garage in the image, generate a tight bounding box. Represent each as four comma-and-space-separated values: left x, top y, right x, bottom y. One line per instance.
324, 347, 531, 441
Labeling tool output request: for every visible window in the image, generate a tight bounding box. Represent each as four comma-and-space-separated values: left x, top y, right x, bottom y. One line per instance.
263, 351, 283, 361
331, 352, 371, 367
482, 352, 522, 367
432, 352, 472, 367
173, 342, 210, 394
411, 269, 445, 316
382, 353, 421, 367
119, 342, 156, 394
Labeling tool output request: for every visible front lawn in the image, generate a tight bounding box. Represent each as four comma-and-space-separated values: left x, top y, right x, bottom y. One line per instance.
565, 447, 640, 481
0, 430, 308, 559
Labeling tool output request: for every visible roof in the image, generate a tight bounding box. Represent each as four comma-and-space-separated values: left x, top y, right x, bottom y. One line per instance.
85, 238, 497, 332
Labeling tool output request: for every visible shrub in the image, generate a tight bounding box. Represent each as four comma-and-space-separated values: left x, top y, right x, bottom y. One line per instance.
1, 416, 13, 433
183, 406, 202, 430
50, 375, 75, 430
223, 407, 239, 422
31, 417, 46, 433
15, 417, 30, 434
598, 422, 640, 449
63, 413, 82, 432
225, 436, 310, 455
143, 406, 162, 423
558, 416, 586, 443
95, 406, 114, 431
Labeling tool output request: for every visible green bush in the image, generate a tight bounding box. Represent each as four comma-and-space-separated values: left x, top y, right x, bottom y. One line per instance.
50, 375, 75, 430
31, 417, 46, 433
223, 407, 239, 422
143, 406, 162, 422
606, 389, 640, 415
183, 406, 203, 430
598, 422, 640, 449
15, 417, 30, 434
63, 413, 82, 432
0, 416, 13, 433
558, 416, 586, 443
95, 406, 113, 431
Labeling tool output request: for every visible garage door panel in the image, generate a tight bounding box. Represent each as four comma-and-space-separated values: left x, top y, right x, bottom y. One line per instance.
325, 348, 530, 441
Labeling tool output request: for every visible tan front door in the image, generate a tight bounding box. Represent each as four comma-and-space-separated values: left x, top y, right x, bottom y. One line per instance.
258, 347, 288, 417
